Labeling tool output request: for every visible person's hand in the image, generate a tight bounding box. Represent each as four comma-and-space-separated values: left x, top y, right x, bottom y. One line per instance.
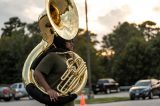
47, 89, 59, 102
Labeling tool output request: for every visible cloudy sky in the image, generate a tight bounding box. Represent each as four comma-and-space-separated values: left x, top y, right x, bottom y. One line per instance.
1, 0, 160, 45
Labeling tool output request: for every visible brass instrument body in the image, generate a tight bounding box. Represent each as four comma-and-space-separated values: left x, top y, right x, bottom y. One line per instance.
56, 51, 87, 95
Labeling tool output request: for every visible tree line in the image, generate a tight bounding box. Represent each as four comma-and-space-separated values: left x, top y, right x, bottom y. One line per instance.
0, 17, 160, 86
101, 21, 160, 85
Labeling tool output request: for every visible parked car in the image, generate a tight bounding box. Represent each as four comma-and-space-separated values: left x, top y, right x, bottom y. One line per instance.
129, 79, 160, 100
92, 78, 120, 94
0, 84, 13, 101
10, 82, 31, 100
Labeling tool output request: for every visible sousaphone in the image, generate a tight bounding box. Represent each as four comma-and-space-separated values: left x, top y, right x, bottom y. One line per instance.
22, 0, 87, 105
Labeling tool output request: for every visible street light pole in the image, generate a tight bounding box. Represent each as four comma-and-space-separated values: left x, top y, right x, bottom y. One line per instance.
84, 0, 93, 99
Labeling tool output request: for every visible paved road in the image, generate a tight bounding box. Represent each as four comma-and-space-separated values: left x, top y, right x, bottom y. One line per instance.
0, 92, 160, 106
84, 99, 160, 106
0, 99, 160, 106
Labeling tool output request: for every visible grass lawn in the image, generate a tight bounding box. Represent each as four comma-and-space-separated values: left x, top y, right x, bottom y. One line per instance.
75, 97, 130, 104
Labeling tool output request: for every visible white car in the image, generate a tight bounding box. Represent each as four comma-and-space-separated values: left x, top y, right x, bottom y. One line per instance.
10, 82, 31, 100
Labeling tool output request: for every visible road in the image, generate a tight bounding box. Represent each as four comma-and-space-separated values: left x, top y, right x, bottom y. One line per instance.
0, 92, 160, 106
84, 99, 160, 106
0, 98, 160, 106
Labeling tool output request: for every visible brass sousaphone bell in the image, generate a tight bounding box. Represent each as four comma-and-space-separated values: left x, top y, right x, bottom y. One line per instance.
39, 0, 79, 45
22, 0, 87, 105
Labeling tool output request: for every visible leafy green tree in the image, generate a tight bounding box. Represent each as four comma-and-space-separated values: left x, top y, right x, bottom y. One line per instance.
1, 17, 26, 37
101, 21, 160, 85
0, 17, 41, 83
0, 32, 28, 83
102, 22, 142, 54
138, 20, 160, 40
27, 21, 41, 36
111, 36, 147, 85
146, 33, 160, 78
101, 22, 143, 83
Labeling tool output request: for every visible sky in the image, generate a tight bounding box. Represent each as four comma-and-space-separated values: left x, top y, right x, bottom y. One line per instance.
0, 0, 160, 49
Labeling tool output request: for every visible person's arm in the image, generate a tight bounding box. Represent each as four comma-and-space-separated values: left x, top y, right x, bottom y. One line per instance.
34, 70, 59, 101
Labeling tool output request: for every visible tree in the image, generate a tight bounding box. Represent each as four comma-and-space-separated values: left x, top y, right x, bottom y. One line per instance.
101, 22, 143, 82
138, 20, 160, 40
0, 32, 28, 83
27, 22, 41, 36
101, 21, 160, 85
0, 17, 41, 83
102, 22, 143, 54
145, 33, 160, 78
1, 17, 26, 37
111, 36, 147, 85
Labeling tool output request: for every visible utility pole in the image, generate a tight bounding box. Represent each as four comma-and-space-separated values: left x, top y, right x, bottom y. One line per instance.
85, 0, 93, 99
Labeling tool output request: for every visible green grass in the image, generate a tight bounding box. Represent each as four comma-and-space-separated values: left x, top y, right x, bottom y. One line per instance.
75, 97, 130, 104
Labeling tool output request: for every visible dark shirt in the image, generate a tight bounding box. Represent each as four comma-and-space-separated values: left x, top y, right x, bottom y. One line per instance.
36, 52, 67, 89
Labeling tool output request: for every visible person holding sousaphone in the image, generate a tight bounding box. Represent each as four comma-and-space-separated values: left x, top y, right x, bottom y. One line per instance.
34, 35, 77, 106
22, 0, 87, 106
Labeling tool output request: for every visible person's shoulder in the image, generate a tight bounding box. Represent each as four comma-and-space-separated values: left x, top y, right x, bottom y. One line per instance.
46, 52, 58, 57
41, 52, 59, 61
